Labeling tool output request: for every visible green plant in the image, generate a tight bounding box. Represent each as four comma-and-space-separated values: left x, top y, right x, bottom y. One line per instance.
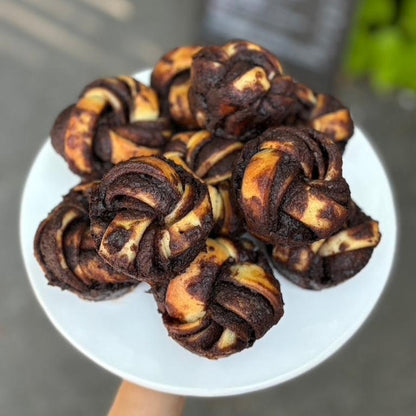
345, 0, 416, 91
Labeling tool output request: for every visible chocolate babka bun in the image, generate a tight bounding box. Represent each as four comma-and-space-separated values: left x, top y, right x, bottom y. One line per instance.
164, 130, 243, 185
151, 46, 202, 129
89, 156, 214, 284
270, 201, 381, 289
307, 94, 354, 149
232, 126, 351, 246
164, 130, 244, 237
189, 40, 298, 142
152, 237, 284, 359
51, 76, 172, 179
288, 83, 354, 151
34, 183, 138, 300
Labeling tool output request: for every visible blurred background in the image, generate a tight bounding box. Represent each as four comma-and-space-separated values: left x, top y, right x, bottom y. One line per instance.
1, 0, 415, 414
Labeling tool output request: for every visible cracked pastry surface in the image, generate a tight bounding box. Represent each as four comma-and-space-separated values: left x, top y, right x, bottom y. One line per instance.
270, 201, 381, 289
232, 126, 351, 245
34, 183, 138, 300
89, 156, 214, 284
51, 76, 171, 179
153, 237, 284, 359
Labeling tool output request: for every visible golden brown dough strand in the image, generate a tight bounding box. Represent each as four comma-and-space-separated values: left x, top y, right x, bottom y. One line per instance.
51, 76, 171, 179
164, 130, 244, 237
89, 156, 215, 284
151, 46, 202, 129
153, 237, 284, 359
232, 126, 351, 245
270, 201, 381, 289
34, 183, 138, 300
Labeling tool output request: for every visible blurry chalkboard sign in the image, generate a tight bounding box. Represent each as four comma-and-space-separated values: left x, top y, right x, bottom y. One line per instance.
202, 0, 357, 91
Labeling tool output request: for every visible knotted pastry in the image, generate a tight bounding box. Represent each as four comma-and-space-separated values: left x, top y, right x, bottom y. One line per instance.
153, 237, 284, 359
164, 130, 243, 185
34, 183, 138, 300
89, 156, 214, 284
232, 126, 351, 246
271, 201, 381, 289
307, 94, 354, 148
151, 46, 202, 129
189, 41, 305, 141
289, 84, 354, 150
51, 76, 172, 179
164, 130, 243, 236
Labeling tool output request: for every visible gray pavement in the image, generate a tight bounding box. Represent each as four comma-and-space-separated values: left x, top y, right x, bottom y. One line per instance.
0, 1, 415, 415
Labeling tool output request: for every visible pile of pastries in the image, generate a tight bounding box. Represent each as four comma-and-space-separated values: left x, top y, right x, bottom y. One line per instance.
34, 41, 381, 359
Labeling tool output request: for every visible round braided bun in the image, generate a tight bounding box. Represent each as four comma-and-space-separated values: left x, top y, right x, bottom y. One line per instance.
190, 41, 302, 141
154, 237, 284, 359
232, 126, 351, 245
34, 183, 138, 300
271, 201, 381, 289
51, 76, 171, 179
89, 156, 215, 284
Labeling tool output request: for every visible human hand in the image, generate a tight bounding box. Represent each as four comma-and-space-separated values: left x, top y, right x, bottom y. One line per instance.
109, 380, 185, 416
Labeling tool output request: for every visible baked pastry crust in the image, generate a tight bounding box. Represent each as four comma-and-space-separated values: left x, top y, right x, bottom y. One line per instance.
51, 76, 171, 179
288, 85, 355, 151
34, 183, 138, 300
190, 40, 291, 141
164, 130, 244, 236
151, 46, 202, 129
153, 238, 284, 359
232, 126, 351, 245
270, 201, 381, 289
89, 156, 215, 284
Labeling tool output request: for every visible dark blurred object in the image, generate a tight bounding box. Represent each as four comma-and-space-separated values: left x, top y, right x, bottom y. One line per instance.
345, 0, 416, 92
202, 0, 358, 92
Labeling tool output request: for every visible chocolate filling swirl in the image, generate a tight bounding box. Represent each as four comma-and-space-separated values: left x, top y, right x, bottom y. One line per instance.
89, 156, 215, 284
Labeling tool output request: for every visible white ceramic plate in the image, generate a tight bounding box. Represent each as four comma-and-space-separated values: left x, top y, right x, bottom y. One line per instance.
20, 70, 397, 397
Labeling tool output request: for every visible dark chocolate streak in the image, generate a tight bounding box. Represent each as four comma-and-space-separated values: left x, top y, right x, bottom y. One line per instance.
232, 126, 351, 246
89, 156, 214, 285
154, 238, 284, 359
34, 183, 138, 301
50, 76, 172, 180
270, 201, 381, 290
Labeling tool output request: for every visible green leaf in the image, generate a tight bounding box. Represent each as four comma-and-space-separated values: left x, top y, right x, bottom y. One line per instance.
345, 29, 373, 77
400, 0, 416, 39
359, 0, 396, 27
370, 28, 404, 92
396, 43, 416, 90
